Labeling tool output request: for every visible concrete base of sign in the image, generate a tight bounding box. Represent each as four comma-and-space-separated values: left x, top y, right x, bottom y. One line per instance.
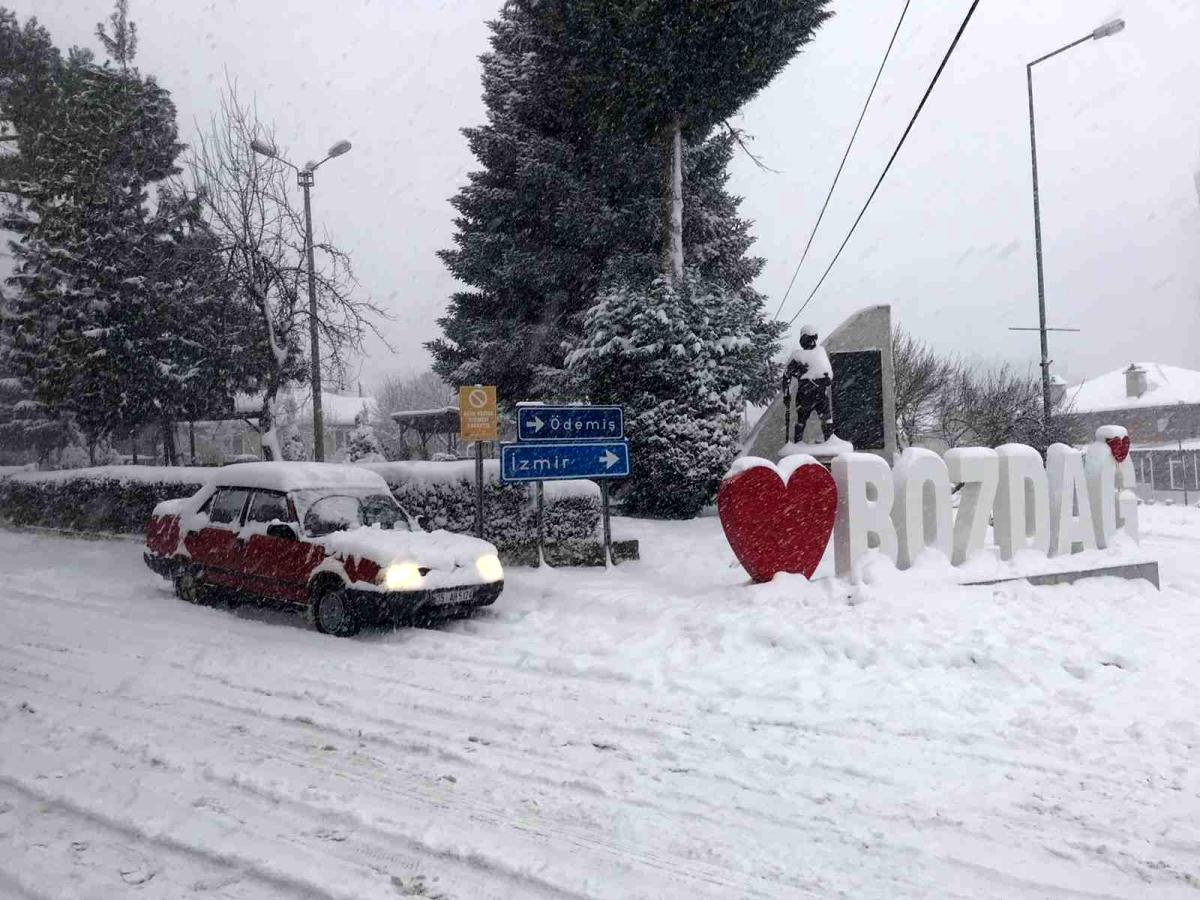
962, 560, 1160, 590
778, 435, 854, 461
502, 539, 640, 568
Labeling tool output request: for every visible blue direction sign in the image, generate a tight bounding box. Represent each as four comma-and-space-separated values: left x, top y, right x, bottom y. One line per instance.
500, 441, 630, 483
517, 405, 624, 443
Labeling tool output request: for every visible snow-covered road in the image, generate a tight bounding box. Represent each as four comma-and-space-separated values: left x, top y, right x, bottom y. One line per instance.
2, 509, 1200, 899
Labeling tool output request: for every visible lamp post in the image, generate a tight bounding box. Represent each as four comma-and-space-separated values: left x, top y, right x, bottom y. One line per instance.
250, 137, 352, 461
1026, 18, 1125, 426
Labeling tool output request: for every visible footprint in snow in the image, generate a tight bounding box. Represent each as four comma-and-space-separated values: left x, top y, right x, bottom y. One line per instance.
391, 873, 448, 898
120, 863, 156, 885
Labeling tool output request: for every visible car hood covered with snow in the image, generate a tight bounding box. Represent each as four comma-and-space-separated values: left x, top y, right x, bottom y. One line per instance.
315, 525, 499, 588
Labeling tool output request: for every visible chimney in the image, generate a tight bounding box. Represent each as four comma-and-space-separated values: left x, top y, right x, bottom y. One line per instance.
1124, 363, 1147, 398
1049, 374, 1067, 407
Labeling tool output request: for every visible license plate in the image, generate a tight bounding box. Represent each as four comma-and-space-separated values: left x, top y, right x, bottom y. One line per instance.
432, 587, 474, 606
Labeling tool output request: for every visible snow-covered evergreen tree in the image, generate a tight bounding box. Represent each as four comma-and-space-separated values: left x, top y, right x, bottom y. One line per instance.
280, 422, 308, 461
345, 407, 385, 463
431, 3, 773, 402
0, 12, 60, 211
2, 4, 255, 462
567, 269, 782, 518
2, 5, 185, 448
532, 0, 832, 279
0, 294, 68, 463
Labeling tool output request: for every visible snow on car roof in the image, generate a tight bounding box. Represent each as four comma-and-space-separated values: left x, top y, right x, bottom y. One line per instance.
211, 462, 390, 493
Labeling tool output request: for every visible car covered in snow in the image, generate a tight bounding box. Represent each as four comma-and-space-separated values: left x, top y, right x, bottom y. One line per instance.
144, 462, 503, 635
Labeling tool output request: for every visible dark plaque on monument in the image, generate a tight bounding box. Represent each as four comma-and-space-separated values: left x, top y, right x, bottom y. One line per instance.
830, 351, 884, 450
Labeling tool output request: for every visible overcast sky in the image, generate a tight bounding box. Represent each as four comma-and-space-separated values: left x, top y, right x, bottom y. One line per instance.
8, 0, 1200, 392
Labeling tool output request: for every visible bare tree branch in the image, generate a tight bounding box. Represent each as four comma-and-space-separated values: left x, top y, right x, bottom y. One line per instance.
180, 77, 389, 459
721, 120, 780, 174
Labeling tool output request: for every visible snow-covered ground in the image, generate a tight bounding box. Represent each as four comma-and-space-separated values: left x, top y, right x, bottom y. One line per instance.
2, 508, 1199, 899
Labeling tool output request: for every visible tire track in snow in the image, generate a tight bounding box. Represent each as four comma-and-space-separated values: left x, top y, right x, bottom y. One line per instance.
0, 642, 1166, 898
0, 662, 820, 897
5, 526, 1198, 898
0, 619, 1176, 883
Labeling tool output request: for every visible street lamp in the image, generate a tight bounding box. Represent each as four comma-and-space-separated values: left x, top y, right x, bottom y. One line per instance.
1026, 18, 1125, 426
250, 136, 353, 461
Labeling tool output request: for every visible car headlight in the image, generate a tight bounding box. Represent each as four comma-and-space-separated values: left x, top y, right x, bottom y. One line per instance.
475, 553, 503, 583
383, 562, 424, 591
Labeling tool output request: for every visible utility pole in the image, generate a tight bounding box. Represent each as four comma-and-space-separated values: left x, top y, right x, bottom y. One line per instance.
250, 137, 353, 461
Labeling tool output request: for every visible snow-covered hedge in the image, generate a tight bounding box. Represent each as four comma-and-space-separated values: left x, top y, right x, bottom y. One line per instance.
0, 462, 601, 552
362, 460, 601, 553
0, 466, 208, 534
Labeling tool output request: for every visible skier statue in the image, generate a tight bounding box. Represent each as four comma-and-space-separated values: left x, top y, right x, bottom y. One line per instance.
782, 324, 835, 444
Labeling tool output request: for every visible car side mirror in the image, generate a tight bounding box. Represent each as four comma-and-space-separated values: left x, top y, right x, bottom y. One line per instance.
267, 523, 298, 541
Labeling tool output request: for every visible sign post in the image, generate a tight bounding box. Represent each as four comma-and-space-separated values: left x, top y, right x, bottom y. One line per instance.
502, 407, 629, 565
599, 481, 612, 566
459, 385, 498, 539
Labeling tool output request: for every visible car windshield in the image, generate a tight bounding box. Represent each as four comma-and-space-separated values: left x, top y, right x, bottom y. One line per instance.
303, 493, 408, 537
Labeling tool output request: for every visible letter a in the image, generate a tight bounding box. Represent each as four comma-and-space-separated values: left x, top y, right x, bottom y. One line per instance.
1047, 444, 1097, 556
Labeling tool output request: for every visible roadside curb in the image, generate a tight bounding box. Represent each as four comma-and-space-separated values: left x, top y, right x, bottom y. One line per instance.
0, 521, 143, 543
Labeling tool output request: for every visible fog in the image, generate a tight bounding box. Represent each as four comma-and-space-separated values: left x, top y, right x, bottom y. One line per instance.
8, 0, 1198, 388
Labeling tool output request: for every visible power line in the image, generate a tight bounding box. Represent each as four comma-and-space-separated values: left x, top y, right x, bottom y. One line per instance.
785, 0, 983, 327
773, 0, 912, 322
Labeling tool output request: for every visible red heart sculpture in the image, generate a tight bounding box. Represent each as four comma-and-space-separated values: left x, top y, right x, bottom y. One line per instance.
1106, 436, 1130, 463
717, 460, 838, 583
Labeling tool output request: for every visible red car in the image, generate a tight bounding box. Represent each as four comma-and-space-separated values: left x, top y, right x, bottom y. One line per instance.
144, 463, 504, 635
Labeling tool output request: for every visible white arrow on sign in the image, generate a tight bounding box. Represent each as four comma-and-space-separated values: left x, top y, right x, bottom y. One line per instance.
529, 415, 544, 433
599, 449, 620, 469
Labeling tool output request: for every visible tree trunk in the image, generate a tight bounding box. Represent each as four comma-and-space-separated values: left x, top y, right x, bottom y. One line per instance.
161, 417, 177, 466
259, 388, 282, 461
666, 115, 684, 282
189, 421, 196, 465
131, 429, 138, 465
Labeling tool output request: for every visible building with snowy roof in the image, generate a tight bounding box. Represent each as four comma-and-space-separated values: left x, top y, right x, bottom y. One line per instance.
228, 390, 378, 461
116, 389, 380, 465
1066, 362, 1200, 497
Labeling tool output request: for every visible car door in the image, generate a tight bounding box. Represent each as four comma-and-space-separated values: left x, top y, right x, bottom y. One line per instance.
241, 490, 320, 604
192, 487, 251, 590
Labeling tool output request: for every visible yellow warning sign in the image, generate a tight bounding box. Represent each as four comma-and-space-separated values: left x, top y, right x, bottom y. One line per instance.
459, 385, 498, 441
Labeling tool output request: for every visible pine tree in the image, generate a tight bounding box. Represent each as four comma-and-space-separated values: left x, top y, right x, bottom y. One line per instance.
0, 4, 258, 459
0, 11, 61, 217
430, 3, 769, 402
567, 269, 782, 517
0, 290, 68, 462
533, 0, 832, 278
345, 407, 385, 463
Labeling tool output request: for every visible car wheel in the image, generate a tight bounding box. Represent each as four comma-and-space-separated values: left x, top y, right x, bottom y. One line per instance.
308, 580, 361, 637
174, 563, 205, 604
